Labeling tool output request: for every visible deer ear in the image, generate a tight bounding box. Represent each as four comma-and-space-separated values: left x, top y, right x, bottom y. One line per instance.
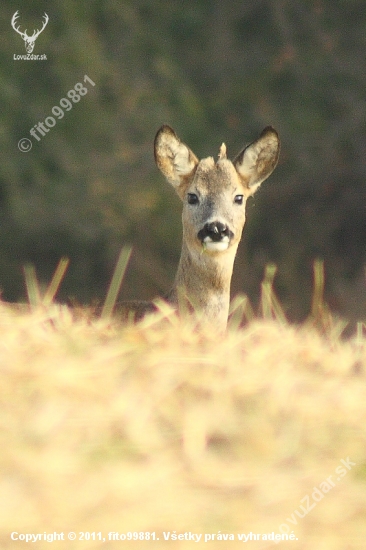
234, 127, 280, 195
154, 126, 199, 197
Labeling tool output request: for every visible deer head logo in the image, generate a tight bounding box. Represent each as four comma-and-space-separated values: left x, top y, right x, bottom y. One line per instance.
11, 11, 49, 53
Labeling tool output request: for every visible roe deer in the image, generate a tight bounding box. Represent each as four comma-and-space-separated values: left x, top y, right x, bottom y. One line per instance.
119, 125, 280, 331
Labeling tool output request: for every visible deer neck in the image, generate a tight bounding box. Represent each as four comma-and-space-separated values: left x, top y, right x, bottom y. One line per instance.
168, 239, 237, 330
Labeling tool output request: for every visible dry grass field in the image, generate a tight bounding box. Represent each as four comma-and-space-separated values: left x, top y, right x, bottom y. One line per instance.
0, 262, 365, 549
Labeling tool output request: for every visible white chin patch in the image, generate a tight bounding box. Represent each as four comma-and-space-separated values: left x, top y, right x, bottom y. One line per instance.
203, 236, 229, 252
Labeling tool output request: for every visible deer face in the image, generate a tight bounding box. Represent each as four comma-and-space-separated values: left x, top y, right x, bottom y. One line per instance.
154, 125, 280, 256
24, 36, 37, 54
182, 158, 247, 253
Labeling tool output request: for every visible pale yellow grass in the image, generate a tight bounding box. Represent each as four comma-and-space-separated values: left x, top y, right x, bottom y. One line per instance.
0, 302, 365, 549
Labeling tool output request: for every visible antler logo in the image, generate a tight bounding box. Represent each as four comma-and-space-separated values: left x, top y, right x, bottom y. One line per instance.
11, 11, 49, 53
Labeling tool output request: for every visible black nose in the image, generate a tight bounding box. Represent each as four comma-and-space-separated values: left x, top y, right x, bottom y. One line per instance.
198, 221, 230, 242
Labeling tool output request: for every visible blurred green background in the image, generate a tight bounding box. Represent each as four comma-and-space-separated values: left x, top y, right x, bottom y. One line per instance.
1, 0, 365, 320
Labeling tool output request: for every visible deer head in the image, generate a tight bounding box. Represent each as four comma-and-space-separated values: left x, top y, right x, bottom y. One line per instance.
154, 125, 280, 330
11, 11, 49, 53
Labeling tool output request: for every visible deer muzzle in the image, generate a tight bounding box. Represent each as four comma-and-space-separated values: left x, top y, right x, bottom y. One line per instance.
197, 221, 234, 252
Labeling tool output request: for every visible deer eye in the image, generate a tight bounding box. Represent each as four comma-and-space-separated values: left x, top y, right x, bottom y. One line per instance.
234, 195, 244, 205
187, 193, 199, 205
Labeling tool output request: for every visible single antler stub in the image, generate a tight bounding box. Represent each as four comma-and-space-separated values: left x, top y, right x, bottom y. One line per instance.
218, 142, 227, 160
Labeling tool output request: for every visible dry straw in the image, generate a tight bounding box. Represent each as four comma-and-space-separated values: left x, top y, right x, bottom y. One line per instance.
1, 253, 365, 549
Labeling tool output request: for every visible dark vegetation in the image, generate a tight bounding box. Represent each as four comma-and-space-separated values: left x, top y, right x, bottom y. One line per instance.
1, 0, 365, 321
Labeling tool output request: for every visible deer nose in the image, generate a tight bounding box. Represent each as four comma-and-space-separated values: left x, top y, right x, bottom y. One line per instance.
206, 221, 229, 241
198, 221, 232, 243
